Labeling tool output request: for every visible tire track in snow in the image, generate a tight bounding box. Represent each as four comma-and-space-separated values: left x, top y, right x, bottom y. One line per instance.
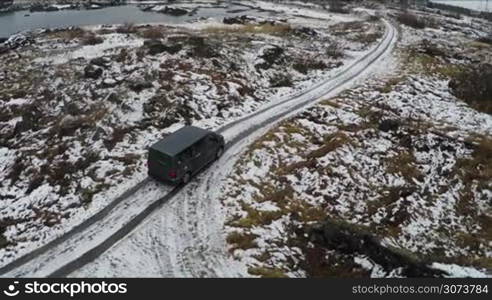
0, 177, 152, 275
0, 19, 397, 277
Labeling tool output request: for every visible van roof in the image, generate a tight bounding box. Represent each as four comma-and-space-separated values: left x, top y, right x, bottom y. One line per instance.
150, 126, 212, 156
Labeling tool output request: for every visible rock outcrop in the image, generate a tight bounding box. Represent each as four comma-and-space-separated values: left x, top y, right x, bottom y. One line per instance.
309, 218, 447, 277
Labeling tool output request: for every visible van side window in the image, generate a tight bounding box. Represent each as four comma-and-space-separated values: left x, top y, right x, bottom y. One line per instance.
191, 143, 201, 157
203, 135, 217, 148
181, 148, 193, 161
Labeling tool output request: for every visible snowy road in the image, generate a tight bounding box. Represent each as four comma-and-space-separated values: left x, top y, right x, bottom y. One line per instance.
0, 19, 397, 277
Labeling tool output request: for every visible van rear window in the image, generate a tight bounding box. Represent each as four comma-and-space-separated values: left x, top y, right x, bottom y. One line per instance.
149, 149, 172, 165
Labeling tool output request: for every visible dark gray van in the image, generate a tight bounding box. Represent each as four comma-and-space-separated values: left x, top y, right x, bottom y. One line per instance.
148, 126, 225, 184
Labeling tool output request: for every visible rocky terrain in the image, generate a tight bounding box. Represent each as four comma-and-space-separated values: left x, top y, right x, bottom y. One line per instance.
220, 6, 492, 278
0, 2, 385, 266
0, 0, 490, 278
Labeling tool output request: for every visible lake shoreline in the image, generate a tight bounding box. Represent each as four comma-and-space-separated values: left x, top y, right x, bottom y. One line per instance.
0, 1, 264, 37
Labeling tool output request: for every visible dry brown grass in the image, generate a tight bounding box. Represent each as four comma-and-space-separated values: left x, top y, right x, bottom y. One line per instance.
140, 27, 167, 39
396, 13, 427, 29
385, 151, 422, 181
261, 185, 295, 207
368, 186, 401, 215
104, 126, 135, 151
236, 130, 281, 168
302, 246, 370, 277
280, 159, 318, 175
293, 58, 327, 74
115, 22, 138, 34
403, 49, 465, 79
306, 132, 352, 159
454, 136, 492, 190
226, 231, 258, 252
248, 266, 287, 278
110, 153, 140, 166
80, 183, 111, 206
326, 41, 345, 59
6, 158, 24, 186
80, 32, 104, 46
449, 64, 492, 115
377, 76, 406, 93
330, 21, 365, 35
203, 23, 292, 35
452, 214, 492, 258
320, 99, 342, 108
347, 32, 383, 45
231, 202, 284, 228
284, 199, 326, 223
96, 28, 115, 35
450, 136, 492, 258
51, 105, 108, 137
45, 28, 86, 40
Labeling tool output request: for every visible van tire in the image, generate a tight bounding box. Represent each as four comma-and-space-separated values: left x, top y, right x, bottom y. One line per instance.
182, 172, 191, 184
216, 147, 224, 160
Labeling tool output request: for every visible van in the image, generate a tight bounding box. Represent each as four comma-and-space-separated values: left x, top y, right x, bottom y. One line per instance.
148, 126, 225, 184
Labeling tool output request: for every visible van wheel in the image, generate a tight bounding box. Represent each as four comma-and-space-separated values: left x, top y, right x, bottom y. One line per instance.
182, 172, 191, 184
216, 147, 224, 160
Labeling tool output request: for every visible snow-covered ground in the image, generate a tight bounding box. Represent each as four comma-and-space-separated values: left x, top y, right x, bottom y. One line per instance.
67, 18, 396, 278
1, 1, 490, 278
0, 1, 386, 272
217, 76, 492, 277
211, 10, 492, 277
71, 7, 492, 277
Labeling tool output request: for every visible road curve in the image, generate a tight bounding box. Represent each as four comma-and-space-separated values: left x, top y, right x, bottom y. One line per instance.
0, 19, 397, 277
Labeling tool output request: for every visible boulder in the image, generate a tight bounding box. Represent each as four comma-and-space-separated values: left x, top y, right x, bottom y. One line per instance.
29, 4, 59, 12
45, 6, 59, 12
0, 0, 13, 10
128, 79, 153, 93
146, 41, 166, 55
187, 39, 217, 58
379, 119, 400, 132
139, 5, 154, 12
162, 43, 183, 55
106, 92, 121, 104
477, 35, 492, 45
161, 6, 189, 16
29, 4, 46, 12
84, 64, 103, 79
420, 39, 446, 57
90, 57, 111, 68
92, 126, 107, 141
58, 115, 84, 136
255, 45, 284, 70
3, 34, 33, 50
309, 219, 447, 277
144, 39, 182, 55
223, 15, 256, 25
101, 77, 118, 88
294, 26, 318, 37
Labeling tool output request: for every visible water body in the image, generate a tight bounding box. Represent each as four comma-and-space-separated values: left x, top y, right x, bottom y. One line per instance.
431, 0, 492, 12
0, 4, 274, 37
